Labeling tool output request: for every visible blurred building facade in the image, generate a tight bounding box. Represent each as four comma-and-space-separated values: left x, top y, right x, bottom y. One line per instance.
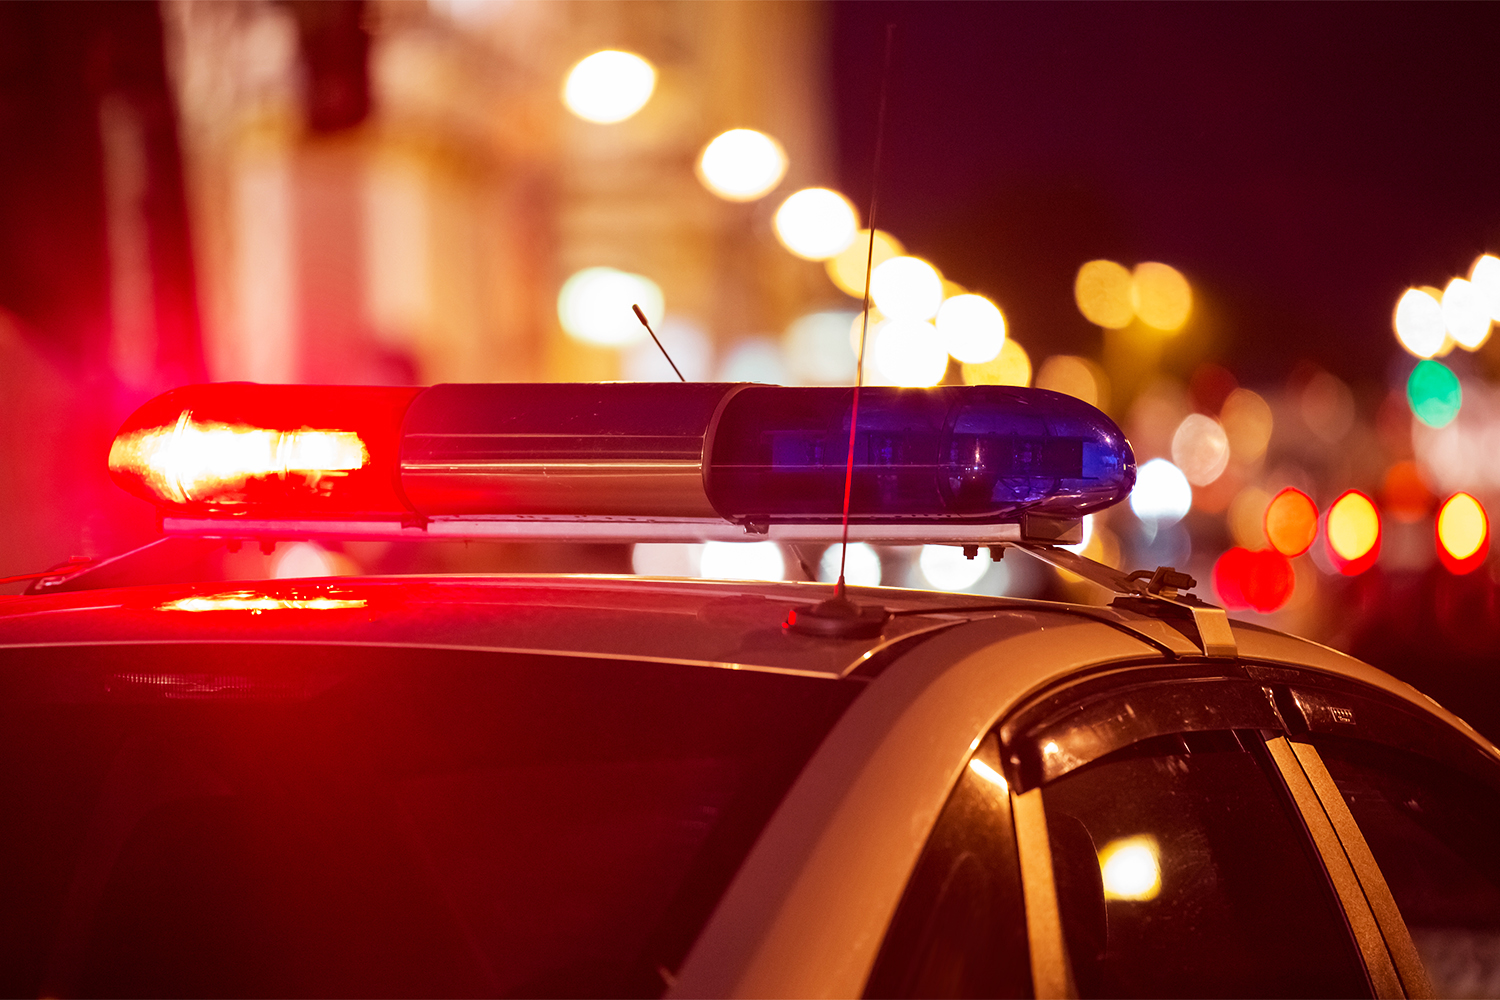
163, 0, 838, 388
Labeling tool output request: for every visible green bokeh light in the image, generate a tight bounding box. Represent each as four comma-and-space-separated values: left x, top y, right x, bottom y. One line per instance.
1407, 360, 1462, 428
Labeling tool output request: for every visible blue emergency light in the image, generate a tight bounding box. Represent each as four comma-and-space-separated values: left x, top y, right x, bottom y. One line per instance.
109, 382, 1135, 544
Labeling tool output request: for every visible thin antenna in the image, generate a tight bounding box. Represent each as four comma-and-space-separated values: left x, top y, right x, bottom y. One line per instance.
836, 22, 896, 599
784, 23, 895, 640
633, 304, 685, 382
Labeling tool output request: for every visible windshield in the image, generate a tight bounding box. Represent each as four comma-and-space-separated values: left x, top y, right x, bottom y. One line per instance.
0, 644, 858, 998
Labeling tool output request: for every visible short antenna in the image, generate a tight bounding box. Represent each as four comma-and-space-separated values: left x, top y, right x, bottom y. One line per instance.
784, 22, 895, 640
633, 304, 685, 382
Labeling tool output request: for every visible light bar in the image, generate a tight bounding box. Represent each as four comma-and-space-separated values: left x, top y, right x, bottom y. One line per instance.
112, 382, 1136, 541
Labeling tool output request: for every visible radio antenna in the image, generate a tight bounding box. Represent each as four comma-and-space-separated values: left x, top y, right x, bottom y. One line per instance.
633, 304, 685, 382
838, 21, 895, 599
785, 22, 895, 639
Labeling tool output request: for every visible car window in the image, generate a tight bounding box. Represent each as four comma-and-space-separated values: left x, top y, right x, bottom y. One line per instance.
865, 734, 1031, 999
1040, 730, 1369, 999
1314, 735, 1500, 999
0, 643, 859, 999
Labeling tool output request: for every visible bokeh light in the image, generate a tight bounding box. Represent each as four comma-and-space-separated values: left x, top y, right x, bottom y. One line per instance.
271, 541, 349, 578
621, 316, 712, 381
1265, 487, 1318, 557
1326, 490, 1381, 574
1227, 487, 1271, 549
1098, 836, 1161, 902
1213, 547, 1295, 613
631, 543, 700, 577
870, 256, 944, 321
1381, 460, 1434, 522
699, 540, 785, 581
1442, 277, 1492, 350
1436, 492, 1488, 574
1406, 359, 1461, 428
1036, 355, 1106, 410
871, 318, 948, 387
1220, 388, 1273, 463
1394, 288, 1447, 358
773, 188, 858, 261
1130, 458, 1192, 525
818, 542, 882, 586
783, 311, 857, 385
557, 267, 662, 346
717, 336, 788, 383
826, 229, 903, 298
562, 50, 656, 123
918, 544, 988, 591
696, 129, 787, 202
1300, 370, 1356, 444
961, 337, 1032, 387
1170, 413, 1230, 487
936, 293, 1005, 363
1131, 262, 1192, 332
1074, 259, 1134, 329
1471, 254, 1500, 321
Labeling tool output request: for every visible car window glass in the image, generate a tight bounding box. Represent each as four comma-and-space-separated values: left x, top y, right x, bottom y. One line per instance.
0, 644, 858, 999
1041, 731, 1369, 999
1314, 735, 1500, 999
865, 734, 1031, 999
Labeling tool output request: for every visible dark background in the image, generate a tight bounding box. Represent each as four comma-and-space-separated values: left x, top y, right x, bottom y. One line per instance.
831, 2, 1500, 386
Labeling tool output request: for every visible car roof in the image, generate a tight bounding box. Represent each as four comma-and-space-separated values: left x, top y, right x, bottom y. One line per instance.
0, 572, 1487, 739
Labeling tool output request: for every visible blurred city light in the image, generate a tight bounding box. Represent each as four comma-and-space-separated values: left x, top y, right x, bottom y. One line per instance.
1213, 546, 1295, 613
773, 188, 858, 260
1441, 277, 1492, 350
1220, 388, 1274, 462
1036, 355, 1107, 410
1393, 287, 1447, 358
1228, 486, 1272, 548
697, 129, 787, 202
557, 267, 662, 346
818, 542, 882, 586
1131, 262, 1192, 332
783, 310, 857, 384
1130, 458, 1192, 525
271, 541, 348, 578
827, 229, 903, 297
918, 544, 988, 591
717, 336, 788, 383
1381, 460, 1434, 522
631, 543, 700, 577
562, 50, 657, 123
872, 318, 948, 387
621, 316, 711, 380
1436, 492, 1489, 574
1406, 359, 1462, 428
1299, 369, 1357, 444
961, 337, 1032, 387
1170, 413, 1230, 486
1098, 836, 1161, 902
1326, 490, 1381, 574
1074, 259, 1134, 329
870, 256, 944, 321
699, 540, 785, 580
1471, 254, 1500, 321
1265, 487, 1318, 556
935, 293, 1006, 364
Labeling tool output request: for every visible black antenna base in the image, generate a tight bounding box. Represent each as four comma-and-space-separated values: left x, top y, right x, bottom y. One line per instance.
785, 594, 889, 639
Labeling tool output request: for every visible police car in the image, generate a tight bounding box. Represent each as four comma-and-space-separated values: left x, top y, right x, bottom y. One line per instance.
2, 381, 1497, 999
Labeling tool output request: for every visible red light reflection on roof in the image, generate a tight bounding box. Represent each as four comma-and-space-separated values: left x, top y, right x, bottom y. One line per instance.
158, 592, 367, 613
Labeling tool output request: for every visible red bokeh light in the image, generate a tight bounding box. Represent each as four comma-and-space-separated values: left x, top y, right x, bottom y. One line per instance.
1213, 546, 1295, 613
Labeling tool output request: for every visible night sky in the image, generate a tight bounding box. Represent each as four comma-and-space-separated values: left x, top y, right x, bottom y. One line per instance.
830, 3, 1500, 389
